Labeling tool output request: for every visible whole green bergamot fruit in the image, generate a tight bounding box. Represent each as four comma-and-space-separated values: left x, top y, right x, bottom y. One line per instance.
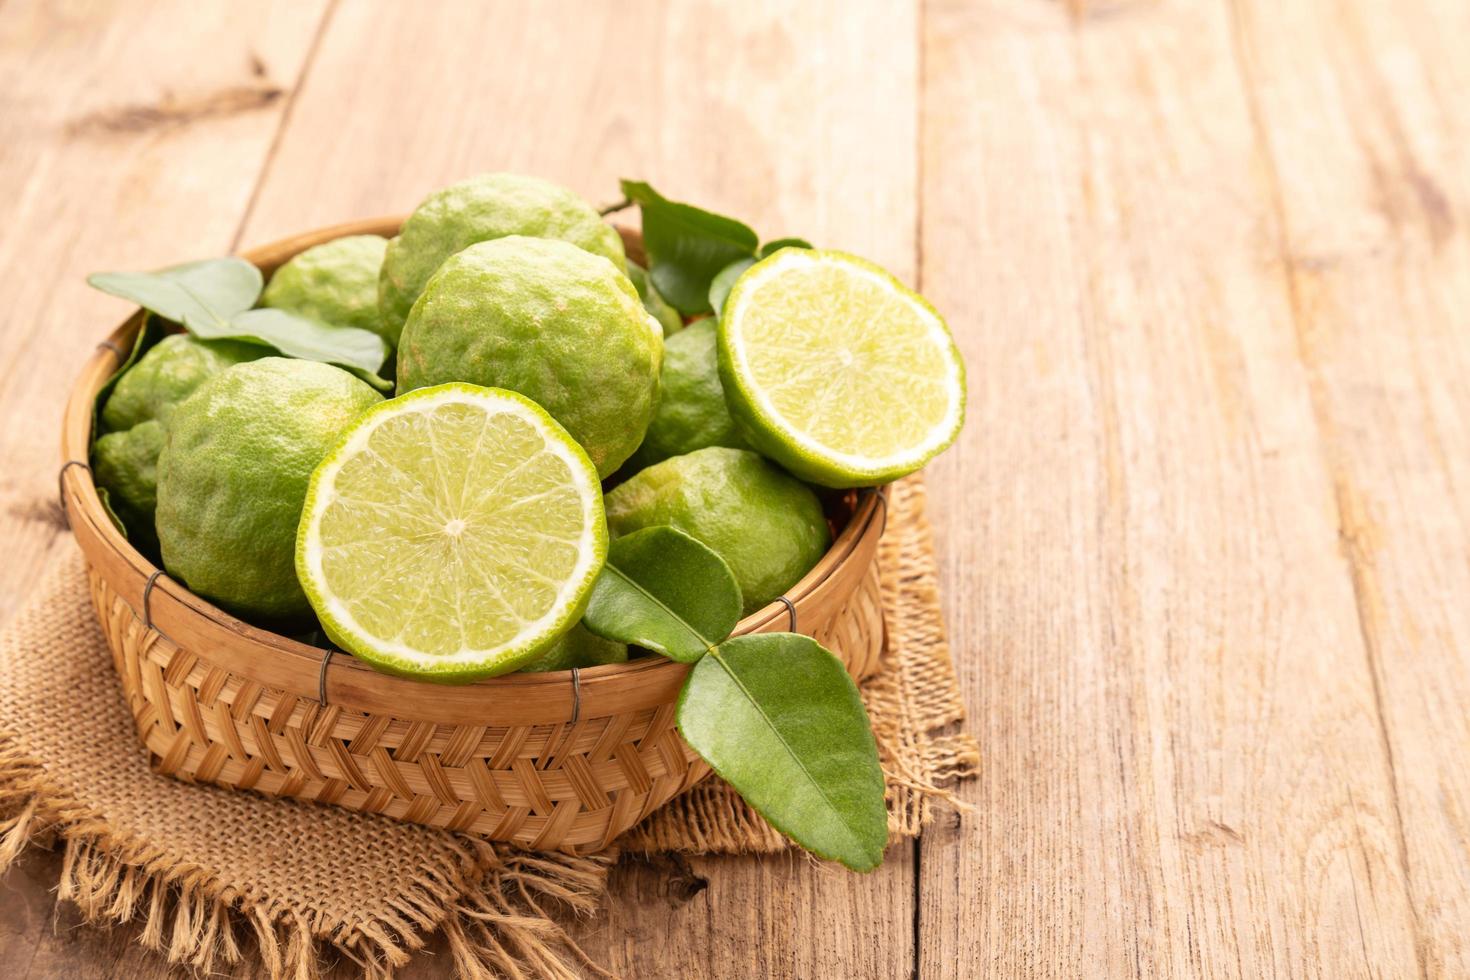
101, 333, 264, 432
92, 418, 165, 550
378, 172, 626, 344
155, 357, 382, 622
94, 333, 265, 544
604, 447, 830, 615
396, 236, 661, 478
262, 234, 389, 339
622, 319, 747, 474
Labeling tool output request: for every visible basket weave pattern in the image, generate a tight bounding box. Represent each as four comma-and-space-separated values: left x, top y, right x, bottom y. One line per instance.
89, 562, 885, 853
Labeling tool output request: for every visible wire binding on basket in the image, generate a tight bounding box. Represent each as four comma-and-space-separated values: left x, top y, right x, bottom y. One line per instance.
318, 649, 335, 706
57, 460, 91, 531
776, 595, 798, 632
97, 339, 125, 358
871, 485, 890, 538
569, 667, 582, 725
141, 570, 169, 634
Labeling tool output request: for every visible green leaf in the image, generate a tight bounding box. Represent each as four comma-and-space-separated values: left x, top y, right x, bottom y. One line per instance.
212, 308, 389, 374
677, 633, 888, 871
89, 257, 388, 373
582, 526, 742, 661
621, 180, 757, 315
94, 484, 127, 538
708, 257, 755, 318
759, 237, 813, 257
88, 258, 262, 331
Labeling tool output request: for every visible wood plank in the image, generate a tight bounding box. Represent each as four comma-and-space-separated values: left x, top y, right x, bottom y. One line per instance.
0, 0, 329, 625
574, 847, 915, 978
918, 0, 1422, 975
1230, 0, 1470, 973
237, 0, 917, 278
0, 845, 437, 979
0, 1, 326, 975
222, 0, 921, 976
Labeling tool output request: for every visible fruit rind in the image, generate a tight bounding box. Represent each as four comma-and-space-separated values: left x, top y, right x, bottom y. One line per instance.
604, 446, 829, 616
261, 234, 390, 339
296, 382, 609, 683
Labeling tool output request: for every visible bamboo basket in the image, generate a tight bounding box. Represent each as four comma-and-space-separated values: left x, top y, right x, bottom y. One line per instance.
59, 218, 888, 853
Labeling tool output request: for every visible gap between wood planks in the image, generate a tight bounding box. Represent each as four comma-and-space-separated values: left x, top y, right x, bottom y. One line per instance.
229, 0, 341, 254
911, 0, 928, 977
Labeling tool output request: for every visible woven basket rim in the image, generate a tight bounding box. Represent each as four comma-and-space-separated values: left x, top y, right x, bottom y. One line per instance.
60, 216, 886, 724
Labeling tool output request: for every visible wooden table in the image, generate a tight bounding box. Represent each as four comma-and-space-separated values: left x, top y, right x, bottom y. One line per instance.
3, 0, 1468, 976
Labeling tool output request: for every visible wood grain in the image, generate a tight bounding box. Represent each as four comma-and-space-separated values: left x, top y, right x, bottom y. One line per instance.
918, 0, 1424, 976
1231, 0, 1470, 973
0, 2, 328, 972
237, 0, 917, 279
0, 0, 330, 625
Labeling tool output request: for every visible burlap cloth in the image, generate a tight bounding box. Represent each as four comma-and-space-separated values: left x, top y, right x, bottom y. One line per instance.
0, 476, 975, 978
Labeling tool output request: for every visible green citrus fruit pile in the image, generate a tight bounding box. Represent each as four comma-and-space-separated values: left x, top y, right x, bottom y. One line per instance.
91, 172, 965, 683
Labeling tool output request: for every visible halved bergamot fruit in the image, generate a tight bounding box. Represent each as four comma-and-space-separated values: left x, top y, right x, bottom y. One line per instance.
296, 383, 608, 682
718, 248, 966, 487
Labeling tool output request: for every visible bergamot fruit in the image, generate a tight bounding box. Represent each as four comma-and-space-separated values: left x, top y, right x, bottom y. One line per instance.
378, 172, 627, 344
718, 248, 965, 487
262, 234, 390, 339
94, 332, 264, 544
396, 236, 662, 478
155, 357, 382, 622
622, 319, 747, 474
295, 384, 608, 682
101, 332, 263, 432
604, 447, 830, 615
92, 419, 164, 550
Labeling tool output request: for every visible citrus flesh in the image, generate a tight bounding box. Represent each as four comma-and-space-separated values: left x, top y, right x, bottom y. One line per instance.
155, 358, 383, 622
604, 447, 829, 616
718, 249, 965, 487
396, 236, 662, 478
262, 234, 390, 340
296, 383, 608, 683
379, 172, 627, 345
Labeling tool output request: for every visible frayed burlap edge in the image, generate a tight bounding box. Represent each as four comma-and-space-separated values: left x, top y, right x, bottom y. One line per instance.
619, 477, 979, 855
0, 735, 616, 979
